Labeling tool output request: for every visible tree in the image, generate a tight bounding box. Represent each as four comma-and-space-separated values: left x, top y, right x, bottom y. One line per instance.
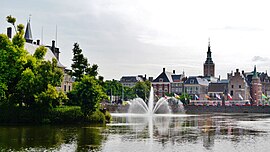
133, 81, 151, 101
70, 43, 88, 81
0, 15, 67, 109
70, 43, 99, 81
71, 75, 107, 116
179, 93, 191, 105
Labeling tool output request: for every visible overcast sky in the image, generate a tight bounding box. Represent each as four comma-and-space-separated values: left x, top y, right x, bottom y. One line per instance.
1, 0, 270, 80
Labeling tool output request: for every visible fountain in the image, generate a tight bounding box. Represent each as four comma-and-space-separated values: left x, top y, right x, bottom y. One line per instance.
110, 87, 187, 140
128, 87, 184, 115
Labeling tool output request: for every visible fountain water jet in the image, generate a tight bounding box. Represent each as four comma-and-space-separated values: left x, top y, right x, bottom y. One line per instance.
128, 87, 179, 115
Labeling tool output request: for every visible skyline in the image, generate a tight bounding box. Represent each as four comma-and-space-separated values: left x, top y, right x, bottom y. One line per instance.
2, 0, 270, 80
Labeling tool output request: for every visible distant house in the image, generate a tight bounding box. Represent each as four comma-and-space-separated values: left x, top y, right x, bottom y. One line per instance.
184, 76, 209, 100
227, 69, 250, 100
152, 68, 185, 97
208, 80, 228, 100
120, 76, 144, 88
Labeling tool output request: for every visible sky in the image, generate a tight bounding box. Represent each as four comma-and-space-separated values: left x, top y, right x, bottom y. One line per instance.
1, 0, 270, 80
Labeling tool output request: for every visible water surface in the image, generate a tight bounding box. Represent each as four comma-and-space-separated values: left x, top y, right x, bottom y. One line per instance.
1, 113, 270, 152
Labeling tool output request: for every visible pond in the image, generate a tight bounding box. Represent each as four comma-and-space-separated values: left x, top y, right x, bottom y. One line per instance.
1, 113, 270, 152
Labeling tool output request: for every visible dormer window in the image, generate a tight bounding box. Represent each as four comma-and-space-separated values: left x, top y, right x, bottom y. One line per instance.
190, 79, 194, 84
159, 78, 163, 82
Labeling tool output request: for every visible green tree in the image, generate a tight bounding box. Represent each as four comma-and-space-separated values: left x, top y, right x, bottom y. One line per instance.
133, 81, 151, 101
71, 75, 107, 116
0, 15, 67, 110
70, 43, 99, 81
35, 84, 67, 109
179, 93, 191, 105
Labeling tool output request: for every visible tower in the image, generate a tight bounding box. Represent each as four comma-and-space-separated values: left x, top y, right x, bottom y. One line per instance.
203, 39, 215, 77
251, 65, 262, 104
24, 18, 33, 43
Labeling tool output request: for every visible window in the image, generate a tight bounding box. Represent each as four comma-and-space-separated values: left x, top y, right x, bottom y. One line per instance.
232, 85, 234, 88
239, 85, 241, 88
230, 90, 233, 96
69, 86, 71, 91
64, 85, 66, 92
190, 79, 194, 84
159, 78, 163, 82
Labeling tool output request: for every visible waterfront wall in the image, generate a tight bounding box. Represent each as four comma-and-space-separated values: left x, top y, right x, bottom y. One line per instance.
185, 105, 270, 114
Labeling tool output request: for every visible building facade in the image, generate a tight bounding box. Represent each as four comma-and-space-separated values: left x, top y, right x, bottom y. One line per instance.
120, 76, 144, 88
227, 69, 250, 100
152, 68, 185, 97
184, 76, 209, 100
251, 66, 262, 104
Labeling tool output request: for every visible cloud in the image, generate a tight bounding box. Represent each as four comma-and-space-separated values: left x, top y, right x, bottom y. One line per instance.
252, 56, 269, 62
210, 26, 264, 32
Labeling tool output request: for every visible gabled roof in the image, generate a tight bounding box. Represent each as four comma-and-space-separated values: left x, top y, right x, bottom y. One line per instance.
153, 71, 183, 83
24, 43, 65, 68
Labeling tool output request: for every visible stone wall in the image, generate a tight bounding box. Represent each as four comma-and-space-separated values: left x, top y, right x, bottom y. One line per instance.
185, 105, 270, 114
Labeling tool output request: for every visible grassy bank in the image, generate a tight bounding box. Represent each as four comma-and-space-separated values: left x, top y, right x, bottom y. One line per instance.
0, 106, 111, 124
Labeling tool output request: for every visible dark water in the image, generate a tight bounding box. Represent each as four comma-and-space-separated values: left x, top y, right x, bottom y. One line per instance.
1, 113, 270, 152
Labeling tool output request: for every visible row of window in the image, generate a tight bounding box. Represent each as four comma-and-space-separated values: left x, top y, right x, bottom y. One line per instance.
64, 85, 72, 92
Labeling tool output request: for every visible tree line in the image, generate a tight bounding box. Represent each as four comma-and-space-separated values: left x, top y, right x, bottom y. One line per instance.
0, 16, 152, 124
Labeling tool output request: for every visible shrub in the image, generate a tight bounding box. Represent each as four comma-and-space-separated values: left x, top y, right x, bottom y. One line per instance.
49, 106, 83, 124
86, 110, 106, 124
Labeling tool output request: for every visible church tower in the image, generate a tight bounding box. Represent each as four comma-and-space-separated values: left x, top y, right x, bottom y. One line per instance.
203, 39, 215, 77
251, 65, 262, 104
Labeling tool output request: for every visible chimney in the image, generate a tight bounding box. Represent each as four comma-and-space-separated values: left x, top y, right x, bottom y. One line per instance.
163, 68, 165, 73
52, 40, 56, 51
7, 27, 12, 38
37, 39, 40, 45
173, 70, 175, 74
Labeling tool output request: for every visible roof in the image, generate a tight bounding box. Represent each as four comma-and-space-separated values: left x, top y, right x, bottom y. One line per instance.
185, 76, 209, 86
120, 76, 143, 83
24, 43, 65, 68
24, 21, 33, 42
153, 71, 183, 83
208, 83, 228, 93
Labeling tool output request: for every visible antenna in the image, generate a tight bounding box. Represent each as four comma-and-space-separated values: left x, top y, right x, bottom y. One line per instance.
29, 14, 32, 22
55, 25, 58, 47
41, 26, 43, 45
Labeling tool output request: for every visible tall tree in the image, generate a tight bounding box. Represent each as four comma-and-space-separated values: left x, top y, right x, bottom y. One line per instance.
70, 43, 88, 81
70, 43, 100, 81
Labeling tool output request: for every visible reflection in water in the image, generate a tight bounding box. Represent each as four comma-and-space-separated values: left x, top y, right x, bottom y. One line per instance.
0, 125, 107, 152
1, 114, 270, 151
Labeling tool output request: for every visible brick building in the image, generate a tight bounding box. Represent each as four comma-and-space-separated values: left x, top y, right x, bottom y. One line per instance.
152, 68, 185, 97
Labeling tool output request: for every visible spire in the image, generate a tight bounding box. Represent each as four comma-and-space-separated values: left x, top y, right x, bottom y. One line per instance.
24, 15, 33, 43
205, 38, 213, 64
253, 65, 258, 78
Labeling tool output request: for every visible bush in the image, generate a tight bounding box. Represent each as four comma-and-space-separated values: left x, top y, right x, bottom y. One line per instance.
49, 106, 83, 124
86, 110, 106, 124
